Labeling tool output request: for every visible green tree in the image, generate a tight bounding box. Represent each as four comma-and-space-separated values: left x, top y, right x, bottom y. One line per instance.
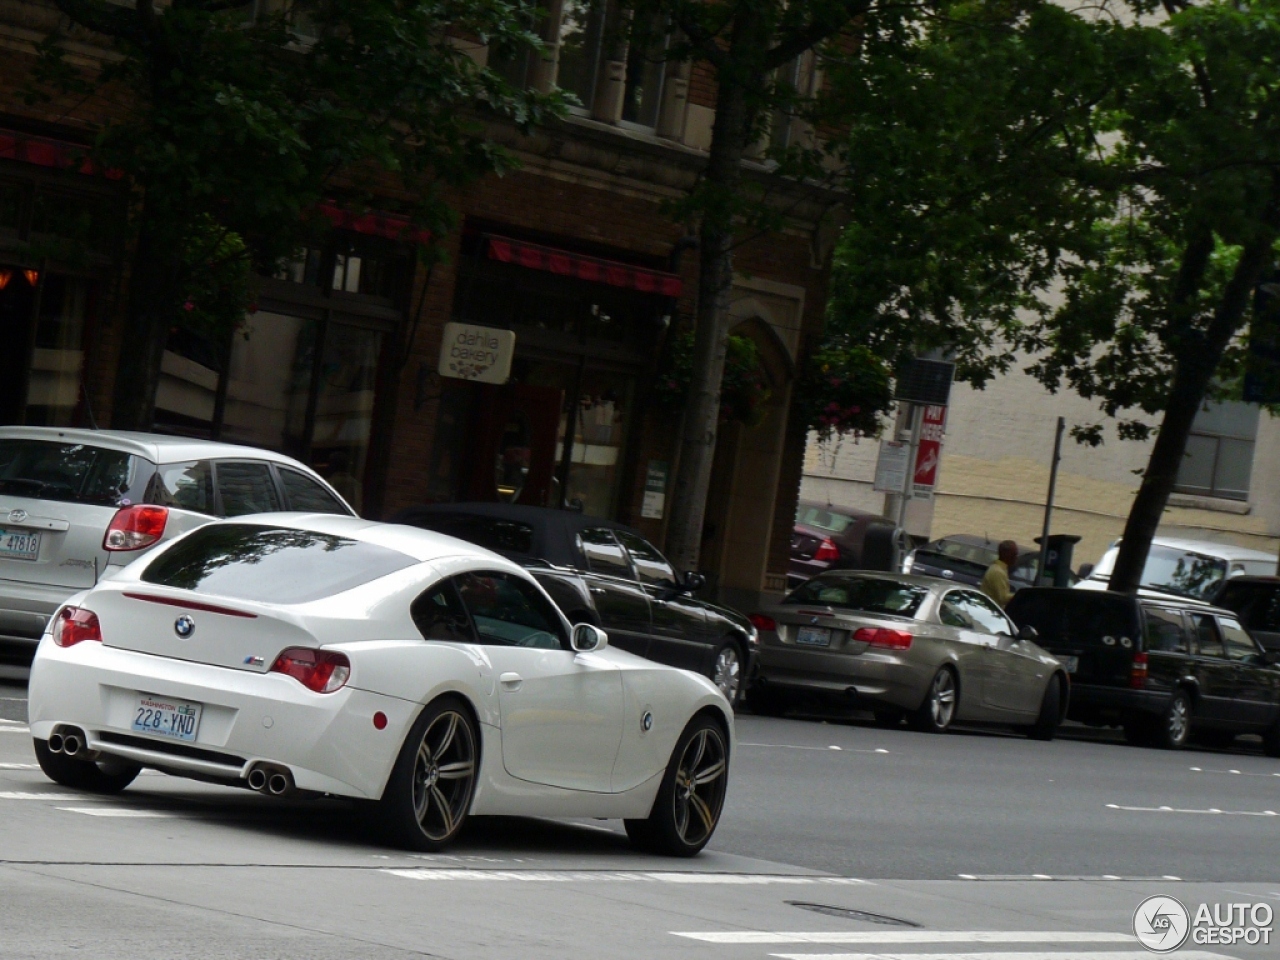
34, 0, 557, 430
826, 0, 1280, 593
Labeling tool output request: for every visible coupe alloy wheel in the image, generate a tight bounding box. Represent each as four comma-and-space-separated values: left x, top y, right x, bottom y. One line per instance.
411, 709, 477, 842
671, 726, 729, 848
929, 670, 957, 728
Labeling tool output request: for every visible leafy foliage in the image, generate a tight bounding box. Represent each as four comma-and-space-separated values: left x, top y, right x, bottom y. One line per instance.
794, 342, 893, 441
656, 331, 773, 425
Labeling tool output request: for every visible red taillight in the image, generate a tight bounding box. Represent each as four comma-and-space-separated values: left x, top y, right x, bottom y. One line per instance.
813, 538, 840, 562
853, 627, 914, 650
750, 613, 778, 632
270, 647, 351, 694
53, 606, 103, 647
103, 505, 169, 551
1130, 651, 1148, 689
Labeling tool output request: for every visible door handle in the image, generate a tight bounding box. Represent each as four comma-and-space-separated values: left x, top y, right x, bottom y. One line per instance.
589, 587, 607, 596
499, 672, 523, 691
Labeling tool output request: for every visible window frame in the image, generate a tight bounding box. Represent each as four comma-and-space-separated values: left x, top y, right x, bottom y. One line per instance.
578, 526, 636, 580
1173, 400, 1259, 501
451, 569, 571, 650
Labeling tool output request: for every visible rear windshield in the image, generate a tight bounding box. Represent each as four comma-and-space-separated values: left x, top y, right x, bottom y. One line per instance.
0, 439, 149, 508
924, 539, 995, 564
795, 505, 855, 534
1007, 590, 1139, 648
1091, 544, 1230, 599
784, 575, 927, 617
141, 523, 416, 604
407, 514, 535, 556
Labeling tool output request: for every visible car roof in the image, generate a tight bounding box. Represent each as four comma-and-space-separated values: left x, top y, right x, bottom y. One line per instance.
0, 426, 317, 469
1018, 585, 1235, 617
1103, 535, 1276, 563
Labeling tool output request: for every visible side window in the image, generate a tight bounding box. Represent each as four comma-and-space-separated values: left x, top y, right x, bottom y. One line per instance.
454, 571, 568, 650
1218, 618, 1260, 661
410, 581, 478, 644
615, 531, 677, 587
1188, 612, 1225, 657
579, 527, 633, 579
938, 595, 970, 629
1264, 592, 1280, 632
955, 591, 1013, 635
149, 461, 214, 514
214, 461, 281, 517
1143, 607, 1190, 653
279, 467, 350, 515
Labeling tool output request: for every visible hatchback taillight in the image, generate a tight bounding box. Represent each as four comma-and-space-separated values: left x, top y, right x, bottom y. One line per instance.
813, 538, 840, 562
854, 627, 914, 650
53, 606, 103, 647
270, 647, 351, 693
1130, 651, 1148, 689
749, 613, 778, 632
103, 505, 169, 551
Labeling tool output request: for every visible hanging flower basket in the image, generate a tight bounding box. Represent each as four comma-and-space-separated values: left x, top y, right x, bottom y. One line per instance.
655, 331, 773, 425
795, 342, 894, 442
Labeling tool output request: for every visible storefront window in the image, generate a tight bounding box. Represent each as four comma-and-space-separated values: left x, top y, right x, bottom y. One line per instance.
309, 322, 382, 514
221, 310, 315, 459
26, 275, 91, 426
556, 372, 632, 516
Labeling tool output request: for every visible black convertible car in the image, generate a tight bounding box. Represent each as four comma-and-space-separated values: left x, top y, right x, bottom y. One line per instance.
391, 502, 756, 704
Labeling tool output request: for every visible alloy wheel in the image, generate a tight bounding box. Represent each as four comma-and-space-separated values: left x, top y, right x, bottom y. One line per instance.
1167, 696, 1190, 746
713, 644, 742, 704
930, 670, 957, 728
671, 726, 729, 847
411, 710, 476, 842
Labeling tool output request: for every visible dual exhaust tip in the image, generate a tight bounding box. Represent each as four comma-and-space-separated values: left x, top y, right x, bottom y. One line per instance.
246, 763, 294, 797
47, 726, 93, 759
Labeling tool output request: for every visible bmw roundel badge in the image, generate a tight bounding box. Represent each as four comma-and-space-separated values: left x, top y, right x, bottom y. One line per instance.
174, 615, 195, 639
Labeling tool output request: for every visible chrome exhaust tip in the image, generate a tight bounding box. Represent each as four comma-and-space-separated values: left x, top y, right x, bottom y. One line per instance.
267, 773, 290, 796
246, 768, 268, 792
47, 733, 64, 754
62, 734, 82, 757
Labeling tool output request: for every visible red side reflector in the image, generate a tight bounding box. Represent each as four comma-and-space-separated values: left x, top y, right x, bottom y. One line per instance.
749, 613, 778, 632
122, 592, 258, 619
853, 627, 914, 650
813, 538, 840, 562
270, 647, 351, 694
53, 606, 103, 647
1130, 651, 1148, 689
103, 505, 169, 551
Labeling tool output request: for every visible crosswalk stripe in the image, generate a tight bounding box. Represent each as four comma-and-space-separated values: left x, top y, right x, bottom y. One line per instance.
767, 952, 1235, 960
384, 869, 869, 885
675, 933, 1134, 944
56, 807, 172, 818
0, 791, 89, 800
0, 726, 31, 734
0, 762, 38, 769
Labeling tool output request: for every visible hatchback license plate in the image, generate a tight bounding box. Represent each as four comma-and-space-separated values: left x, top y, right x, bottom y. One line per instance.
796, 626, 832, 647
0, 527, 40, 561
1060, 656, 1079, 674
132, 694, 202, 742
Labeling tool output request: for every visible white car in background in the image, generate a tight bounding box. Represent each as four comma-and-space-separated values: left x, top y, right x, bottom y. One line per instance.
1077, 536, 1276, 601
0, 427, 353, 658
26, 515, 733, 855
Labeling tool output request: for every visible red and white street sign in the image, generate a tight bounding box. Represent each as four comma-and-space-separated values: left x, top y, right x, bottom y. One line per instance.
912, 404, 947, 497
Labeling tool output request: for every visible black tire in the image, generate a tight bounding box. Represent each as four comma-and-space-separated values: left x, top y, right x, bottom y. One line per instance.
33, 739, 140, 793
1263, 719, 1280, 759
911, 667, 959, 733
745, 684, 788, 717
872, 708, 905, 728
376, 697, 479, 851
710, 639, 745, 707
1153, 690, 1193, 750
625, 714, 729, 857
1027, 675, 1063, 741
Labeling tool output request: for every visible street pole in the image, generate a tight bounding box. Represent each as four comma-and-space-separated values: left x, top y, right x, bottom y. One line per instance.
897, 403, 921, 530
1037, 416, 1066, 586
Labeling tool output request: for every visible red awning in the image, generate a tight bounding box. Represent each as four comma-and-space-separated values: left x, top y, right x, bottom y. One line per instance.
317, 202, 432, 244
0, 131, 123, 179
487, 235, 683, 297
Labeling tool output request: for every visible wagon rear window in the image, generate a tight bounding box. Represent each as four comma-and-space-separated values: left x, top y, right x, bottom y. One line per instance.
0, 439, 148, 507
142, 523, 415, 604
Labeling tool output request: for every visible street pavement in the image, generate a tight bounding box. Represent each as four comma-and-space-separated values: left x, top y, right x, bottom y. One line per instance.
1, 679, 1277, 959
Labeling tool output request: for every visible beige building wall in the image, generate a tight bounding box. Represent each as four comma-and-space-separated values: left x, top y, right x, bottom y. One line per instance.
801, 365, 1280, 571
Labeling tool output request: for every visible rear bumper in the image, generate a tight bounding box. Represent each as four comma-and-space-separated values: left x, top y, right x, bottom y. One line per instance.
1066, 683, 1171, 723
751, 643, 926, 709
0, 577, 74, 647
28, 636, 418, 799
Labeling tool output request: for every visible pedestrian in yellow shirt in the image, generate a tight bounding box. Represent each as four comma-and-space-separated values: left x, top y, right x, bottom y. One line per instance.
980, 540, 1019, 607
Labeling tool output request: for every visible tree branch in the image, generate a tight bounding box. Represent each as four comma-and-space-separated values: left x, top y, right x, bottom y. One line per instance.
763, 0, 870, 72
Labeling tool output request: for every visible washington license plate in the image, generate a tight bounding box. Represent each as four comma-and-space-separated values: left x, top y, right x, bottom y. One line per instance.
0, 528, 40, 561
132, 694, 202, 742
796, 626, 832, 647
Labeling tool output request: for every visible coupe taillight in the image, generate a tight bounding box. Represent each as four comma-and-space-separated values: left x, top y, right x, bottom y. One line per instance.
103, 505, 169, 551
270, 647, 351, 693
853, 627, 914, 650
749, 613, 778, 632
813, 538, 840, 562
1130, 651, 1148, 689
53, 606, 103, 647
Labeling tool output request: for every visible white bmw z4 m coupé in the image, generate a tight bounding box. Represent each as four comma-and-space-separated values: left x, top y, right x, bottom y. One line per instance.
27, 515, 733, 855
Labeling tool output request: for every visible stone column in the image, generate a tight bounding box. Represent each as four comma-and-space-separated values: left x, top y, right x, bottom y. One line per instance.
528, 0, 566, 93
655, 57, 690, 140
590, 2, 630, 123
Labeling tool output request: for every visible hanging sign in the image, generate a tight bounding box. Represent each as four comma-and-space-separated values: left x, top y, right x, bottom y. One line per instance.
438, 322, 515, 384
911, 404, 947, 499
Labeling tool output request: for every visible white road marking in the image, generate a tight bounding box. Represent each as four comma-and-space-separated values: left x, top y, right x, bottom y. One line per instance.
1191, 765, 1280, 778
0, 791, 90, 800
384, 869, 868, 885
1107, 803, 1278, 816
0, 762, 38, 769
958, 874, 1182, 882
0, 726, 30, 734
740, 743, 889, 755
675, 932, 1135, 944
57, 807, 173, 818
766, 952, 1235, 960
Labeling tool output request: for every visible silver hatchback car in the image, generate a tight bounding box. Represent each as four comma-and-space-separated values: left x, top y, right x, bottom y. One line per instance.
747, 571, 1069, 738
0, 427, 354, 660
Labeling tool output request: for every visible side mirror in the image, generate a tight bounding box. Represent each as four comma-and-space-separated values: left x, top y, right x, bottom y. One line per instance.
571, 622, 609, 653
680, 571, 707, 594
1262, 650, 1280, 667
1017, 624, 1039, 643
1077, 563, 1095, 579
